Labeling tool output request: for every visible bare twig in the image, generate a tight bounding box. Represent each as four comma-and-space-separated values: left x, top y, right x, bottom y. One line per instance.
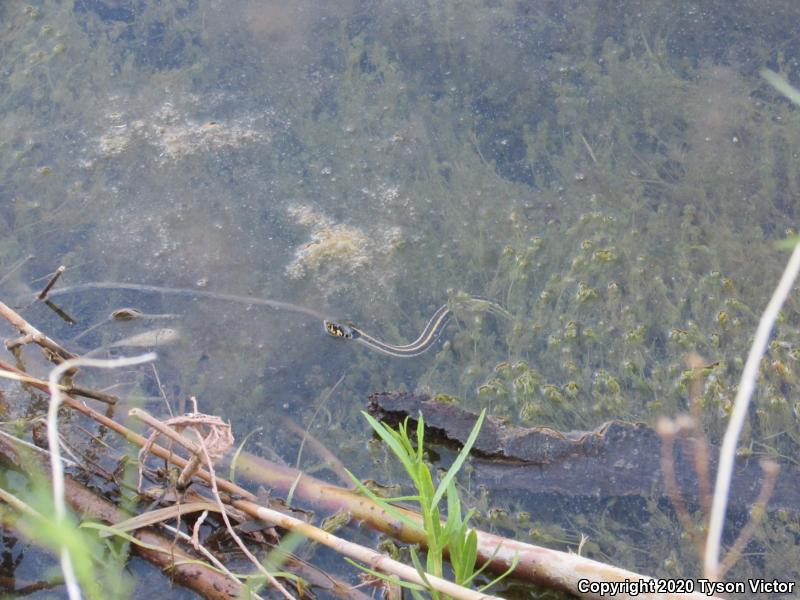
47, 353, 156, 600
231, 497, 502, 600
717, 460, 779, 578
163, 512, 259, 599
177, 454, 204, 490
292, 372, 349, 484
130, 407, 294, 598
234, 451, 720, 600
656, 417, 701, 552
0, 485, 43, 519
283, 413, 348, 482
194, 429, 296, 600
0, 369, 117, 405
704, 243, 800, 578
150, 364, 174, 417
0, 299, 76, 363
43, 300, 76, 325
0, 429, 243, 600
130, 407, 233, 489
579, 131, 599, 165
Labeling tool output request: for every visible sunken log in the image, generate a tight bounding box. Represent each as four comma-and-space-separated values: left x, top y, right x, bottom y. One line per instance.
368, 391, 800, 514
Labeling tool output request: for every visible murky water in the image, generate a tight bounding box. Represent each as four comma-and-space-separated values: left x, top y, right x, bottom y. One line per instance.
2, 1, 800, 597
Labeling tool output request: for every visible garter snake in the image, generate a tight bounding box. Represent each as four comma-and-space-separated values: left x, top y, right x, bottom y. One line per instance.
46, 282, 508, 358
323, 302, 452, 357
324, 296, 510, 357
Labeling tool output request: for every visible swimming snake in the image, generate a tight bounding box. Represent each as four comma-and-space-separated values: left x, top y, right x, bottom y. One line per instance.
46, 282, 508, 358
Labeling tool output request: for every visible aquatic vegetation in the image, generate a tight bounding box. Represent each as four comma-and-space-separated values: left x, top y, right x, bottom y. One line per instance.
285, 204, 403, 294
96, 110, 268, 163
350, 410, 516, 597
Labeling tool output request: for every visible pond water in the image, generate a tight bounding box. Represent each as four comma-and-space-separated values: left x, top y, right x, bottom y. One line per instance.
2, 1, 800, 597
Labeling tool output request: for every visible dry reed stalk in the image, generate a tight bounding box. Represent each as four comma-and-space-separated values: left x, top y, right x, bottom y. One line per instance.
705, 243, 800, 578
0, 434, 242, 600
0, 299, 76, 363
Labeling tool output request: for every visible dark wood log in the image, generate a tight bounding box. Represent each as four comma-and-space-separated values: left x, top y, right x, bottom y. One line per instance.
368, 391, 800, 513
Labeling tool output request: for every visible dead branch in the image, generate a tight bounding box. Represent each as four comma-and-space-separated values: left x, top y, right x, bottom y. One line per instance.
231, 498, 503, 600
0, 299, 76, 363
38, 266, 65, 300
0, 368, 117, 405
232, 452, 720, 600
717, 460, 779, 578
0, 353, 722, 599
657, 416, 703, 554
0, 434, 242, 600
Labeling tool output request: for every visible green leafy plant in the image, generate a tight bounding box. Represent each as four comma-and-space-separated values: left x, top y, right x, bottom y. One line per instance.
348, 409, 516, 599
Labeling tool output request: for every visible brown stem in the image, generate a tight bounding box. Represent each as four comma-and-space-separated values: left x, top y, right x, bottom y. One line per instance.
0, 435, 242, 600
717, 460, 779, 578
0, 300, 76, 363
656, 418, 702, 553
38, 266, 66, 300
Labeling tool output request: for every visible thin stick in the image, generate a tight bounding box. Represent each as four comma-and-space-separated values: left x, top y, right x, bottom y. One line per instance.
165, 517, 264, 600
194, 430, 296, 600
150, 364, 174, 418
65, 385, 118, 405
717, 460, 779, 578
129, 409, 293, 597
656, 418, 700, 552
232, 498, 501, 600
129, 408, 202, 454
177, 455, 203, 490
0, 359, 254, 502
38, 266, 66, 300
0, 485, 43, 518
43, 299, 77, 325
578, 132, 598, 165
0, 431, 245, 599
0, 429, 77, 469
704, 243, 800, 578
291, 372, 349, 484
47, 353, 156, 600
0, 300, 76, 363
0, 369, 117, 405
284, 413, 349, 484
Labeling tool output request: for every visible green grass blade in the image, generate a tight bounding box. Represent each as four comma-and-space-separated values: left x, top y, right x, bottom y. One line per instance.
343, 558, 427, 592
344, 468, 423, 532
409, 546, 438, 599
432, 409, 486, 507
462, 530, 478, 581
477, 550, 519, 593
362, 412, 417, 476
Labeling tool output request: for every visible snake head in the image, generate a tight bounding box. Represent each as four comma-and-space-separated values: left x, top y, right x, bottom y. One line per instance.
323, 320, 356, 339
